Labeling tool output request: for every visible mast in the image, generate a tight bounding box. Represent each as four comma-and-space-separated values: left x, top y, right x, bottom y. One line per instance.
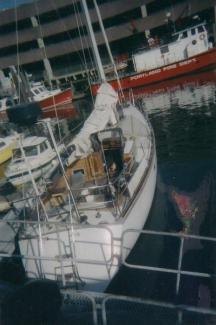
93, 0, 124, 96
81, 0, 106, 82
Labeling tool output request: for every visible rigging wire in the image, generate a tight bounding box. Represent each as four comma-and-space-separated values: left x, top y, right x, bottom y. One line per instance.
72, 0, 96, 73
45, 120, 81, 223
93, 0, 125, 101
50, 0, 94, 78
48, 0, 82, 77
71, 0, 96, 101
45, 117, 83, 285
14, 1, 32, 218
32, 0, 63, 141
18, 134, 50, 222
49, 0, 96, 103
67, 192, 85, 288
14, 0, 21, 104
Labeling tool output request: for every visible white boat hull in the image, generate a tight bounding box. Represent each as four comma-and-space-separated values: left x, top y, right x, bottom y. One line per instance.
7, 157, 59, 186
19, 146, 157, 292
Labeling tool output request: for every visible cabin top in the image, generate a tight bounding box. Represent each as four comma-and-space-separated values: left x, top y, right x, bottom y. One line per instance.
12, 137, 52, 160
19, 136, 48, 147
173, 23, 207, 41
30, 83, 49, 96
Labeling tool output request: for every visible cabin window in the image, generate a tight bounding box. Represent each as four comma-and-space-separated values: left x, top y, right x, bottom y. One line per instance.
24, 146, 38, 157
13, 148, 22, 159
160, 45, 169, 54
191, 28, 196, 35
182, 31, 188, 39
0, 141, 5, 148
13, 145, 39, 158
171, 34, 178, 42
40, 141, 48, 153
33, 89, 40, 95
198, 26, 204, 33
38, 87, 45, 92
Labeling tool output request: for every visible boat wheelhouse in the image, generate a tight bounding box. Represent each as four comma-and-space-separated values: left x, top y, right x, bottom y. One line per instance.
30, 82, 60, 101
5, 136, 59, 186
133, 23, 210, 72
30, 82, 74, 119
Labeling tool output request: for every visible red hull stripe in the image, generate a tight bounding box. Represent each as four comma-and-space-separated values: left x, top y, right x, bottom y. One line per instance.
39, 89, 73, 110
41, 102, 78, 119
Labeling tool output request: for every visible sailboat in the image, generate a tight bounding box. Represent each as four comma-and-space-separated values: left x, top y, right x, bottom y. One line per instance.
16, 0, 157, 292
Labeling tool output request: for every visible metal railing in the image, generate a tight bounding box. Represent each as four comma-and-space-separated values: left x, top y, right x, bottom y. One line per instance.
1, 215, 216, 324
3, 217, 216, 293
59, 290, 216, 325
121, 229, 216, 295
101, 294, 216, 325
0, 216, 115, 286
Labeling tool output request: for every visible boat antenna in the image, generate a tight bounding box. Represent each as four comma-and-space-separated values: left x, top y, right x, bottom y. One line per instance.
92, 0, 125, 99
81, 0, 106, 82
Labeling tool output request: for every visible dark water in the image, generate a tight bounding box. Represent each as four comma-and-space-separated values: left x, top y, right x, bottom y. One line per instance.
107, 70, 216, 310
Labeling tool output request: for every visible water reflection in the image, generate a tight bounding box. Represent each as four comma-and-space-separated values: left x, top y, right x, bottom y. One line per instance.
132, 70, 216, 114
108, 70, 216, 310
139, 69, 216, 238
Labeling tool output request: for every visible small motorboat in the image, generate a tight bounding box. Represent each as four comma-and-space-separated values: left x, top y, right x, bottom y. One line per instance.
5, 136, 59, 186
30, 82, 74, 119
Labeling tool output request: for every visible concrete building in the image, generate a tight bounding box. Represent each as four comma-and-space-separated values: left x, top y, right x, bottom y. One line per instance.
0, 0, 215, 87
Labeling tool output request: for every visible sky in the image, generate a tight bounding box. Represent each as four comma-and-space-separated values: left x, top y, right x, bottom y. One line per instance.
0, 0, 33, 10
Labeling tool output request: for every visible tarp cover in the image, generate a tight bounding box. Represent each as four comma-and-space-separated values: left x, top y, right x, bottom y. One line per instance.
66, 83, 118, 166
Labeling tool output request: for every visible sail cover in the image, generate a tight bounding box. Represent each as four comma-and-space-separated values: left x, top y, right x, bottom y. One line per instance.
66, 83, 119, 166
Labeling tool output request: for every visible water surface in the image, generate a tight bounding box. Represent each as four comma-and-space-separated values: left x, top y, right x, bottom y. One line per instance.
107, 70, 216, 310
